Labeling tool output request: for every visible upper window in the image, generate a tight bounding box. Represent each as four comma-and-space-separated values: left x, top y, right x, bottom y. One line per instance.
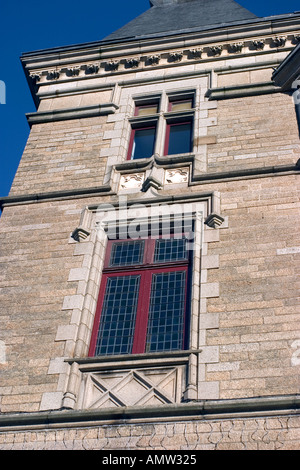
127, 92, 195, 160
89, 236, 191, 357
168, 98, 193, 112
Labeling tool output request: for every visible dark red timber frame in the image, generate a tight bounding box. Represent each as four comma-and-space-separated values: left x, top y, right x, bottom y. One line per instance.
163, 120, 193, 156
167, 97, 193, 112
126, 125, 156, 160
164, 96, 194, 156
89, 235, 191, 357
126, 102, 159, 160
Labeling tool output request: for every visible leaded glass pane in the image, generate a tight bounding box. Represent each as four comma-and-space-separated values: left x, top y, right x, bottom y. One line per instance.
109, 240, 145, 267
145, 271, 186, 352
95, 275, 140, 356
153, 238, 188, 263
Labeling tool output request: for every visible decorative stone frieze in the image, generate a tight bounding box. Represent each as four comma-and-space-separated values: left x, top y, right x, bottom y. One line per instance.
165, 168, 189, 184
26, 33, 299, 85
168, 51, 183, 62
271, 36, 287, 48
85, 64, 99, 74
29, 73, 41, 83
80, 366, 185, 409
46, 70, 60, 80
209, 45, 223, 56
124, 58, 141, 68
105, 60, 120, 71
188, 48, 203, 59
146, 54, 161, 65
252, 39, 265, 50
227, 42, 244, 53
119, 173, 145, 190
65, 67, 81, 76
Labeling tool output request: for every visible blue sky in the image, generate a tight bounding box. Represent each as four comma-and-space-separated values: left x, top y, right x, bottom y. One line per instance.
0, 0, 299, 197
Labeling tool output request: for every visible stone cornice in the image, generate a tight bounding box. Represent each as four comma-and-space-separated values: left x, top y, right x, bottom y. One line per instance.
25, 35, 299, 81
0, 394, 299, 431
206, 81, 280, 100
26, 103, 118, 126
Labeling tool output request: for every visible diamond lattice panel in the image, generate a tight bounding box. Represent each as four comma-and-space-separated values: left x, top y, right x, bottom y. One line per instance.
82, 366, 184, 410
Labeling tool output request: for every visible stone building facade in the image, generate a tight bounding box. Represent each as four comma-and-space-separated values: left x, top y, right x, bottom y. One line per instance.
0, 0, 299, 450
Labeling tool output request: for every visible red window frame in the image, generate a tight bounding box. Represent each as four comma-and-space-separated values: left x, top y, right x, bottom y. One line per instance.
134, 103, 159, 116
127, 125, 157, 160
164, 120, 193, 156
89, 237, 190, 357
168, 98, 193, 112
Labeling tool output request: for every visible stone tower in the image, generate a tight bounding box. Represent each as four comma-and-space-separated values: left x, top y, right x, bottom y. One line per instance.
0, 0, 300, 450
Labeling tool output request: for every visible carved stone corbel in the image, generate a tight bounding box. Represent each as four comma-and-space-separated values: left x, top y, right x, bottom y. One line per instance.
208, 46, 223, 57
146, 55, 161, 66
204, 191, 225, 228
204, 213, 225, 228
104, 61, 120, 72
71, 207, 92, 242
271, 36, 287, 48
30, 73, 42, 83
168, 51, 183, 62
188, 48, 203, 59
46, 70, 60, 80
252, 40, 265, 50
227, 42, 244, 54
124, 58, 141, 68
293, 34, 300, 43
65, 67, 81, 77
85, 64, 99, 74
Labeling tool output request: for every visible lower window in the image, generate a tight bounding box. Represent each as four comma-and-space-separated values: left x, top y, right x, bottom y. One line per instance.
89, 237, 191, 356
164, 121, 193, 156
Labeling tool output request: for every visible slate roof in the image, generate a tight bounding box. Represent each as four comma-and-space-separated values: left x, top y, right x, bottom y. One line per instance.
103, 0, 258, 42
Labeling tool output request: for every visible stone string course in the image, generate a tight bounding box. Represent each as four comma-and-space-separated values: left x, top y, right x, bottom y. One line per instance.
0, 416, 300, 450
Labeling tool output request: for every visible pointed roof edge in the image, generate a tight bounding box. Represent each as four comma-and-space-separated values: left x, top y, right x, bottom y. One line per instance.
20, 11, 300, 57
102, 0, 258, 42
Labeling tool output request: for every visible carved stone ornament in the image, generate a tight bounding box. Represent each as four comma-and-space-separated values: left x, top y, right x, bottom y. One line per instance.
46, 70, 60, 80
168, 51, 183, 62
188, 48, 203, 59
125, 58, 141, 68
85, 64, 99, 74
146, 55, 161, 66
204, 213, 225, 229
119, 173, 145, 190
227, 42, 244, 54
209, 45, 223, 56
30, 73, 41, 83
271, 36, 287, 48
81, 366, 185, 409
71, 226, 90, 242
165, 168, 189, 185
105, 61, 120, 71
252, 40, 265, 50
65, 67, 80, 77
71, 207, 92, 242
